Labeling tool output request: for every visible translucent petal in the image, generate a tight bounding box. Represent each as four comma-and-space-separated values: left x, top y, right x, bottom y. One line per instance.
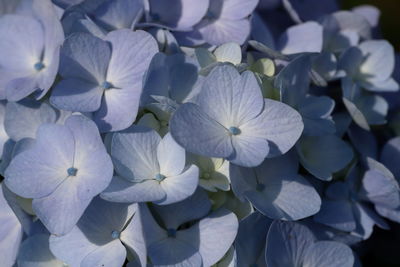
5, 124, 74, 199
170, 103, 233, 158
279, 22, 323, 54
157, 133, 186, 177
297, 135, 353, 181
303, 241, 354, 267
50, 78, 103, 112
265, 221, 315, 267
149, 0, 209, 30
60, 32, 110, 83
157, 165, 199, 205
242, 99, 304, 157
4, 99, 57, 141
111, 126, 160, 181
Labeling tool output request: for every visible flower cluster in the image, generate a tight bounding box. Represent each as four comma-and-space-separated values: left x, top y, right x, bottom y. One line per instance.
0, 0, 399, 266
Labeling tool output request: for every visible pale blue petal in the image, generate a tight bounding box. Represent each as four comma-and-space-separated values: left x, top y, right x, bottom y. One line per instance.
338, 47, 364, 77
6, 75, 40, 102
342, 97, 370, 130
0, 15, 43, 73
235, 212, 272, 266
170, 103, 233, 158
50, 78, 103, 112
148, 238, 202, 266
49, 198, 135, 265
354, 94, 388, 125
18, 234, 65, 267
78, 197, 136, 241
375, 205, 400, 223
297, 135, 353, 180
102, 177, 166, 203
0, 183, 23, 267
229, 163, 257, 201
352, 203, 388, 240
59, 32, 110, 83
381, 137, 400, 179
4, 99, 57, 141
362, 168, 400, 209
93, 87, 141, 132
94, 0, 143, 30
140, 53, 169, 106
359, 40, 395, 82
299, 95, 336, 136
111, 126, 160, 181
353, 5, 380, 28
265, 221, 315, 267
151, 189, 211, 229
275, 55, 310, 107
64, 115, 114, 199
137, 203, 168, 244
214, 0, 258, 20
251, 13, 275, 49
228, 135, 269, 167
279, 22, 323, 54
179, 208, 238, 266
120, 205, 147, 267
1, 183, 34, 235
81, 240, 126, 267
242, 99, 304, 157
5, 124, 74, 198
50, 227, 99, 267
362, 77, 399, 92
105, 29, 158, 88
303, 241, 354, 267
157, 133, 186, 177
313, 200, 356, 232
199, 18, 251, 46
156, 165, 199, 205
246, 174, 321, 220
149, 0, 209, 30
195, 66, 264, 127
32, 177, 92, 235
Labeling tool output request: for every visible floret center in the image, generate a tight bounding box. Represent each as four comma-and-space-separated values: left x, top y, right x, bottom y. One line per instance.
167, 228, 176, 238
229, 126, 241, 136
67, 167, 78, 176
34, 62, 45, 71
154, 173, 166, 182
160, 120, 168, 127
101, 81, 113, 90
111, 230, 120, 239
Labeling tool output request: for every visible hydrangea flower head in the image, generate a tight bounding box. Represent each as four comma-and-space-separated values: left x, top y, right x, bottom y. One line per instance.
5, 115, 113, 235
314, 163, 389, 239
139, 189, 238, 266
50, 197, 147, 267
170, 64, 304, 167
230, 151, 321, 220
340, 40, 399, 93
50, 29, 158, 132
101, 125, 199, 205
266, 221, 354, 267
0, 0, 63, 101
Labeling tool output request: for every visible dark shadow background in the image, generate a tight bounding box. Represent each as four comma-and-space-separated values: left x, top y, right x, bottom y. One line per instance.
342, 0, 400, 51
342, 1, 400, 266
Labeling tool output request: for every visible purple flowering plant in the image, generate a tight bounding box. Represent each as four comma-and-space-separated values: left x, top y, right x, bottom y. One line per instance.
0, 0, 399, 266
